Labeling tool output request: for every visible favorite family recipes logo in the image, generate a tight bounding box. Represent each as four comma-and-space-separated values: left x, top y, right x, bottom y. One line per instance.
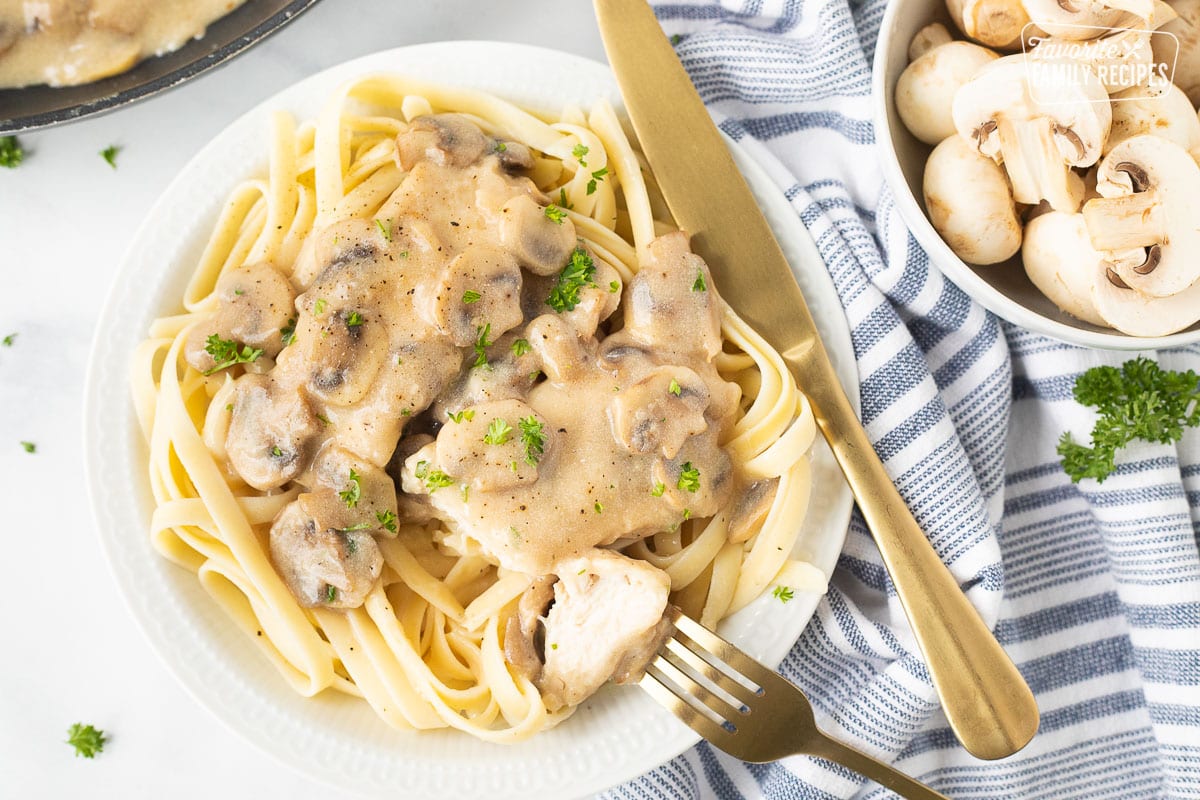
1022, 24, 1178, 103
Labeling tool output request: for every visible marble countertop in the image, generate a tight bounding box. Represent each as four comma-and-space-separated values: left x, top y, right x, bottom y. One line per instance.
0, 2, 606, 797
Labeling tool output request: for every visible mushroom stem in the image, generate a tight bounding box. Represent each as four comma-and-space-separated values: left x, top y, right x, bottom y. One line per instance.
1082, 191, 1167, 249
996, 118, 1080, 210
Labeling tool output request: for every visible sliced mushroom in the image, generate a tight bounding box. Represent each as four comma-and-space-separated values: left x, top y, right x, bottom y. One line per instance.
300, 445, 399, 534
1082, 135, 1200, 296
184, 262, 297, 373
622, 232, 723, 361
525, 313, 594, 384
953, 54, 1111, 211
502, 575, 556, 680
535, 549, 671, 712
498, 194, 578, 276
427, 245, 523, 347
268, 500, 383, 609
896, 32, 999, 145
493, 139, 535, 172
1092, 257, 1200, 335
923, 134, 1023, 264
1021, 211, 1107, 326
286, 294, 388, 407
727, 477, 781, 544
226, 374, 321, 491
945, 0, 1033, 48
1023, 0, 1152, 39
434, 398, 546, 492
1106, 83, 1200, 158
608, 366, 710, 459
396, 114, 489, 171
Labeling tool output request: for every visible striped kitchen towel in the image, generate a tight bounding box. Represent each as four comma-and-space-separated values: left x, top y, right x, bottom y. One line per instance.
605, 1, 1200, 798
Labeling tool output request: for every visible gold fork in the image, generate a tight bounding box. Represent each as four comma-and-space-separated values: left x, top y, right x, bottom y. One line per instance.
641, 608, 949, 800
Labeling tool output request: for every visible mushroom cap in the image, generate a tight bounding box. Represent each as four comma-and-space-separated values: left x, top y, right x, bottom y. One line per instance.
1153, 0, 1200, 106
1107, 82, 1200, 156
1086, 135, 1200, 296
945, 0, 1032, 48
1021, 211, 1106, 325
923, 134, 1023, 264
1092, 261, 1200, 335
1030, 27, 1158, 94
897, 40, 999, 145
1022, 0, 1141, 39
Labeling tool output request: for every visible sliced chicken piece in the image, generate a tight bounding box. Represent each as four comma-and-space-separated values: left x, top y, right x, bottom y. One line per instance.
268, 500, 383, 609
498, 194, 578, 276
226, 374, 321, 491
184, 262, 297, 373
535, 549, 672, 711
396, 114, 490, 170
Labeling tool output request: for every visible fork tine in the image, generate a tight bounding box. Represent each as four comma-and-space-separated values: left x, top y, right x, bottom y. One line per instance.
669, 608, 765, 678
639, 665, 739, 747
662, 636, 762, 707
652, 651, 745, 720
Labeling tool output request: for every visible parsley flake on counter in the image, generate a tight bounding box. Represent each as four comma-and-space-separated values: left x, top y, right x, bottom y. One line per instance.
2, 333, 15, 346
586, 166, 608, 195
772, 585, 795, 603
376, 510, 398, 533
519, 416, 546, 465
280, 317, 297, 346
374, 218, 392, 241
20, 441, 36, 453
677, 462, 701, 493
446, 409, 475, 424
462, 289, 482, 304
692, 270, 707, 292
484, 418, 513, 445
415, 460, 454, 492
651, 481, 666, 497
473, 323, 493, 369
66, 723, 106, 758
1059, 356, 1200, 483
572, 143, 589, 166
0, 135, 24, 168
339, 469, 362, 507
511, 338, 531, 357
346, 310, 364, 327
546, 248, 596, 313
543, 204, 567, 225
100, 145, 120, 168
668, 378, 682, 397
202, 334, 263, 375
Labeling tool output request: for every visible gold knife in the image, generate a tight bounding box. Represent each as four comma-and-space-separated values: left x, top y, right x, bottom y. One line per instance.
594, 0, 1039, 760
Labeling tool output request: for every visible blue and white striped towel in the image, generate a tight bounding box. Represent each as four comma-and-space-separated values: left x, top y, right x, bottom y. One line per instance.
606, 2, 1200, 798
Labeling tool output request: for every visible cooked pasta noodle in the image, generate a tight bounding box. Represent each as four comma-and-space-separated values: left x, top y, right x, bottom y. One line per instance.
131, 73, 820, 741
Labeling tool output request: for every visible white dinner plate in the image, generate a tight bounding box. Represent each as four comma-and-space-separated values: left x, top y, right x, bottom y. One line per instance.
84, 41, 858, 800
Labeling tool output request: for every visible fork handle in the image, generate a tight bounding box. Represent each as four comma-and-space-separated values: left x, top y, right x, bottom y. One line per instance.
807, 734, 949, 800
791, 350, 1038, 759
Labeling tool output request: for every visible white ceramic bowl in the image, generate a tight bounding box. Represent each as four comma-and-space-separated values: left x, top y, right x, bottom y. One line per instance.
871, 0, 1200, 350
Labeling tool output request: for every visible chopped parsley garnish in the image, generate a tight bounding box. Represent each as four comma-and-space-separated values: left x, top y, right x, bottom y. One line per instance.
0, 135, 23, 168
100, 145, 120, 169
511, 338, 531, 357
483, 418, 513, 445
772, 585, 795, 603
586, 166, 608, 195
376, 510, 398, 533
651, 481, 666, 497
415, 460, 454, 492
494, 141, 508, 152
682, 508, 692, 520
572, 143, 589, 166
558, 188, 573, 210
446, 409, 475, 424
314, 298, 328, 315
670, 33, 683, 45
1059, 356, 1200, 483
692, 270, 707, 292
20, 441, 35, 454
316, 413, 331, 425
270, 445, 283, 458
546, 248, 596, 313
461, 484, 470, 502
2, 333, 15, 346
677, 462, 701, 493
594, 501, 604, 514
325, 584, 337, 603
609, 280, 620, 293
375, 218, 392, 241
346, 310, 364, 327
400, 408, 411, 416
280, 317, 297, 346
202, 334, 263, 375
462, 289, 482, 304
473, 323, 493, 369
339, 522, 373, 532
544, 204, 567, 225
345, 535, 359, 555
668, 379, 682, 396
66, 723, 106, 758
339, 469, 362, 508
519, 416, 546, 465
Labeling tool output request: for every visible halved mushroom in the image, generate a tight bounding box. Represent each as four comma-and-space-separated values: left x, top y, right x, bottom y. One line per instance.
623, 233, 723, 360
1023, 0, 1152, 38
268, 500, 383, 609
1155, 0, 1200, 105
226, 374, 321, 491
897, 26, 999, 145
1021, 211, 1107, 325
434, 398, 546, 492
525, 313, 594, 384
286, 294, 388, 407
396, 114, 490, 171
608, 366, 710, 459
923, 134, 1023, 264
1082, 135, 1200, 296
1092, 258, 1200, 335
427, 245, 523, 347
300, 445, 399, 534
184, 262, 297, 373
1106, 83, 1200, 157
953, 54, 1111, 211
945, 0, 1032, 49
498, 194, 578, 276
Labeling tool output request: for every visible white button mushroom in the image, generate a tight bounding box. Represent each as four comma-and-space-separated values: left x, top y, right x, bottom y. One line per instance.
1106, 82, 1200, 158
953, 54, 1111, 211
896, 24, 1000, 145
1021, 211, 1107, 325
1082, 134, 1200, 296
1023, 0, 1154, 39
1029, 27, 1161, 94
1154, 0, 1200, 105
923, 134, 1023, 264
1092, 260, 1200, 335
945, 0, 1033, 49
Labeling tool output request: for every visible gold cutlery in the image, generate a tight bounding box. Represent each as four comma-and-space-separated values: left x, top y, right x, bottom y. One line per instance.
594, 0, 1039, 761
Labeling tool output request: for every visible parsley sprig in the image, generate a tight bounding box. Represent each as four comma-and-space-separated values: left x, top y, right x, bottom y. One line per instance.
339, 469, 362, 507
473, 323, 493, 369
484, 418, 513, 445
66, 723, 106, 758
415, 460, 454, 492
202, 334, 263, 375
546, 248, 596, 313
1, 135, 24, 168
677, 462, 701, 493
519, 416, 546, 465
544, 204, 567, 225
1059, 357, 1200, 483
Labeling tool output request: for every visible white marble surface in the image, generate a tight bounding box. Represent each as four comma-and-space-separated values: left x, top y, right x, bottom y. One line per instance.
0, 2, 606, 797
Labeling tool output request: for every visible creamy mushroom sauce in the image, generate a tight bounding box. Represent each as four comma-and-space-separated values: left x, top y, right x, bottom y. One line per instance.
0, 0, 247, 88
187, 115, 741, 634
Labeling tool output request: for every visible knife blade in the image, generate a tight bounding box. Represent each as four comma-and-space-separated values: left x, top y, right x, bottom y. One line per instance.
594, 0, 1038, 760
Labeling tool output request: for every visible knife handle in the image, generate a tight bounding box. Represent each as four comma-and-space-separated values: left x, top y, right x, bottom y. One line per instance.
792, 346, 1039, 760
